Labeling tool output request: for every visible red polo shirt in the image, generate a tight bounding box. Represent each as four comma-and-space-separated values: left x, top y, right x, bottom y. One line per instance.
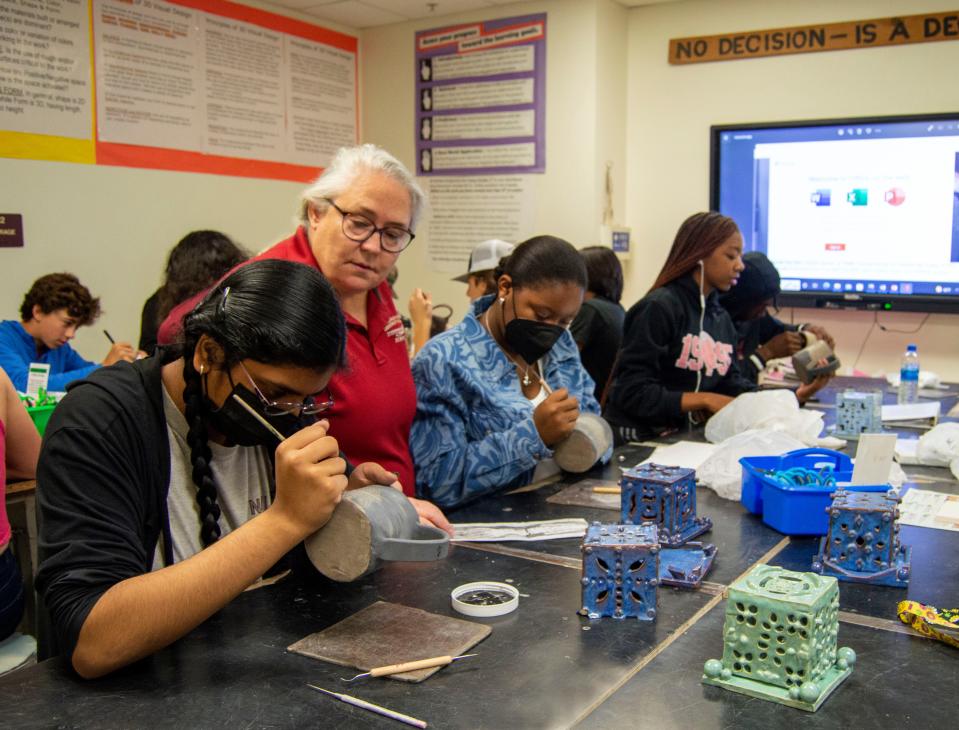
158, 227, 417, 494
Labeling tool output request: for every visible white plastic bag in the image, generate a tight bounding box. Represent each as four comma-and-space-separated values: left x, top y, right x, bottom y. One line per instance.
697, 429, 807, 501
704, 390, 825, 446
697, 428, 906, 501
886, 460, 906, 489
886, 370, 942, 389
916, 422, 959, 466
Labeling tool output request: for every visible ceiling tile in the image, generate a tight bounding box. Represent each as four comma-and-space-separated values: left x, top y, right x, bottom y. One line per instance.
297, 1, 408, 28
364, 0, 492, 18
261, 0, 342, 10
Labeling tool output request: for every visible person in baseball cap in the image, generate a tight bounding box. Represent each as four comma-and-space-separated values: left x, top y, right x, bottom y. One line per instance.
454, 239, 515, 301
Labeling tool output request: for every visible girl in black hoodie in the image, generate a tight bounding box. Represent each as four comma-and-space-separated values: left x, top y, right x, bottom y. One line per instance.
604, 212, 756, 442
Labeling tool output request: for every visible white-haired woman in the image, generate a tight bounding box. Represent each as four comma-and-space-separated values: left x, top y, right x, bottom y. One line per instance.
159, 144, 449, 534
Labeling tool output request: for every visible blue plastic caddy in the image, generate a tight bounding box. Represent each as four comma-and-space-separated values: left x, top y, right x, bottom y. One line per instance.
740, 448, 887, 535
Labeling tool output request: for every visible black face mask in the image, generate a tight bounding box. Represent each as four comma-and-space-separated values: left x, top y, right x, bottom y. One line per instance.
204, 382, 311, 448
502, 294, 566, 364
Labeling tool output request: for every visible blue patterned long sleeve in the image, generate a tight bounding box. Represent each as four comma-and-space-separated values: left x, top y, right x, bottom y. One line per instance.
410, 296, 601, 509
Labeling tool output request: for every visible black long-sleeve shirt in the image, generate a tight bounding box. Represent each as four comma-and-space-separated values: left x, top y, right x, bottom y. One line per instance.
732, 314, 801, 381
35, 355, 175, 659
603, 275, 756, 439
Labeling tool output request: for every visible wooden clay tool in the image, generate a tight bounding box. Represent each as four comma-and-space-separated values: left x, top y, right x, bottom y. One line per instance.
341, 654, 477, 682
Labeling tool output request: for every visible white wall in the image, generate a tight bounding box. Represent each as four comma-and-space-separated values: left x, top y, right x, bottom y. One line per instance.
361, 0, 628, 323
625, 0, 959, 379
0, 159, 304, 358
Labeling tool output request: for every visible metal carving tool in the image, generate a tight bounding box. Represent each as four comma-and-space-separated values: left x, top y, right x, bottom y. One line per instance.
341, 653, 477, 682
233, 395, 287, 443
307, 685, 427, 728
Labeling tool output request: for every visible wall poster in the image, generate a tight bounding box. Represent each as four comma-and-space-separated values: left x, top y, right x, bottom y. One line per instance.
0, 0, 357, 181
415, 13, 546, 176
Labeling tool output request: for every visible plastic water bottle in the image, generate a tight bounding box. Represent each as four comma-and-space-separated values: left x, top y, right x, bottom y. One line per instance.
897, 344, 920, 404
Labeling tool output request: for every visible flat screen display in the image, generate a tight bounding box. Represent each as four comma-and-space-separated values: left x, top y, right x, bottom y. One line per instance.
711, 113, 959, 312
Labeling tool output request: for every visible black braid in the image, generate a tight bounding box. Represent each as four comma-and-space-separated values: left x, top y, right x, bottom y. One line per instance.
183, 355, 222, 547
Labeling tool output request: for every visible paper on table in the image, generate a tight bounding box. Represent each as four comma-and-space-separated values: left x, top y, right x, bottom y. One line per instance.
881, 401, 940, 423
899, 489, 959, 532
851, 433, 897, 485
637, 441, 717, 470
451, 518, 588, 542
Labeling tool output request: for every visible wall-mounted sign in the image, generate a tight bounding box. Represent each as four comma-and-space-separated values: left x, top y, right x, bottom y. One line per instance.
0, 214, 24, 248
669, 10, 959, 65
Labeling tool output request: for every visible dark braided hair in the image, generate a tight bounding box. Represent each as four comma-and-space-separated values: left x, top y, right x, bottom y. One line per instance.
183, 356, 221, 546
180, 259, 347, 547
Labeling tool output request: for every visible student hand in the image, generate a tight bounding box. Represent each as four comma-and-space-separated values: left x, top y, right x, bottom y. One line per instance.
103, 342, 137, 365
409, 288, 433, 327
408, 497, 454, 537
533, 387, 580, 446
759, 331, 804, 360
347, 462, 401, 491
271, 419, 348, 537
692, 392, 734, 415
796, 373, 833, 404
803, 325, 835, 349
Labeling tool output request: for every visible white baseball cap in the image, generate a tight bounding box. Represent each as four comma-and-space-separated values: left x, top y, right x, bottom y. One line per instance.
453, 239, 515, 283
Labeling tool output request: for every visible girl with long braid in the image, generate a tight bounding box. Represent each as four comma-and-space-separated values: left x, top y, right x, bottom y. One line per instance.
36, 259, 400, 678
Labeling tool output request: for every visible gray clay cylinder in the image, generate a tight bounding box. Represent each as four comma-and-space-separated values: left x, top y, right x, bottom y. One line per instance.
304, 485, 449, 582
553, 412, 614, 473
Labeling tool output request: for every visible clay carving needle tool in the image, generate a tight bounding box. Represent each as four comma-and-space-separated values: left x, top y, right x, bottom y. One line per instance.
103, 329, 115, 344
233, 395, 287, 443
341, 653, 477, 682
307, 685, 427, 728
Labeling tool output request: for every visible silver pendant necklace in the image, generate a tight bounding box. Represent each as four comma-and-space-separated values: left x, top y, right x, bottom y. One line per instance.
484, 303, 549, 392
485, 306, 532, 386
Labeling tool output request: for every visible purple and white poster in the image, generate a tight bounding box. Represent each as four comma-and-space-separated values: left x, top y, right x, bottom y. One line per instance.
415, 13, 546, 176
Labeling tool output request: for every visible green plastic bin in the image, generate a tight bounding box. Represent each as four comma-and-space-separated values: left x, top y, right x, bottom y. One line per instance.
26, 404, 57, 435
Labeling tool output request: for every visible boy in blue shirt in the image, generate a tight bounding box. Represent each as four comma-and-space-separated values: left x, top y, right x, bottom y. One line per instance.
0, 273, 137, 392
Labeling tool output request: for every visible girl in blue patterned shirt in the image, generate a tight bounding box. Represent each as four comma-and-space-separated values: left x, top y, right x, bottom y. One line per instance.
410, 236, 604, 508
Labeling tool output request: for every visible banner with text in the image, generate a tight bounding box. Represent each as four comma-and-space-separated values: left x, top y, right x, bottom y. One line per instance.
669, 10, 959, 65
